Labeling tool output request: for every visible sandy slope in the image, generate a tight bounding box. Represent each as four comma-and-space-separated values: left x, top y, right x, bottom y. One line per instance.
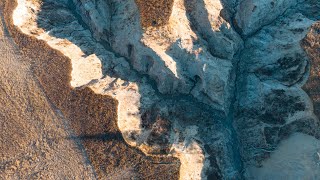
0, 8, 96, 179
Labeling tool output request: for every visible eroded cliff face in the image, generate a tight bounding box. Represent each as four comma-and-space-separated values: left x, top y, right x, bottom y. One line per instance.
11, 0, 320, 179
234, 1, 320, 177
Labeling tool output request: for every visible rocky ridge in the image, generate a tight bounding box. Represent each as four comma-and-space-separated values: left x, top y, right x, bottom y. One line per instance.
11, 0, 320, 179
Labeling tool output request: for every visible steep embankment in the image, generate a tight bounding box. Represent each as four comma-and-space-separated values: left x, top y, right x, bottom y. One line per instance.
1, 0, 180, 179
10, 0, 243, 179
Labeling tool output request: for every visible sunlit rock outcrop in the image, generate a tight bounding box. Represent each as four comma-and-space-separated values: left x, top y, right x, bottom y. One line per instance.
12, 0, 320, 179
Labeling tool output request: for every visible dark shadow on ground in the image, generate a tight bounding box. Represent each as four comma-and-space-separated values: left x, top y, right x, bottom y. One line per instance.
34, 0, 244, 179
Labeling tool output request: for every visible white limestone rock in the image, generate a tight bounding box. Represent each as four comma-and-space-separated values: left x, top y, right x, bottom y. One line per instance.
234, 0, 298, 36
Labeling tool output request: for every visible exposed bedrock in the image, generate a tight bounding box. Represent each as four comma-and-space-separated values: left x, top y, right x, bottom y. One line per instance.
70, 0, 244, 178
234, 0, 298, 37
234, 0, 320, 176
73, 0, 240, 111
12, 0, 320, 179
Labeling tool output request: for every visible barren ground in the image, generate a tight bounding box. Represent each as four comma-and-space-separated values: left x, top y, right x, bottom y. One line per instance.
0, 1, 179, 179
0, 6, 96, 179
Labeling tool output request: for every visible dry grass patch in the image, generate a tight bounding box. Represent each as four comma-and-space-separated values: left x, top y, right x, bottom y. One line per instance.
302, 22, 320, 117
135, 0, 174, 27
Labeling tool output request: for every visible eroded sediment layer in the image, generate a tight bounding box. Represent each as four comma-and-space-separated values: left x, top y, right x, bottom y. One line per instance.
11, 0, 244, 179
234, 0, 320, 176
3, 0, 180, 179
8, 0, 320, 179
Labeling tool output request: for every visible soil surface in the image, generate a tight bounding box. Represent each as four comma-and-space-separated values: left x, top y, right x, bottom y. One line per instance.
303, 22, 320, 118
0, 7, 96, 180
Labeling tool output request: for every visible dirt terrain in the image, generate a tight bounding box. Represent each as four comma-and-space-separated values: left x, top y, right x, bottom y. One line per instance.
0, 6, 96, 179
135, 0, 174, 27
0, 1, 179, 179
303, 22, 320, 118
